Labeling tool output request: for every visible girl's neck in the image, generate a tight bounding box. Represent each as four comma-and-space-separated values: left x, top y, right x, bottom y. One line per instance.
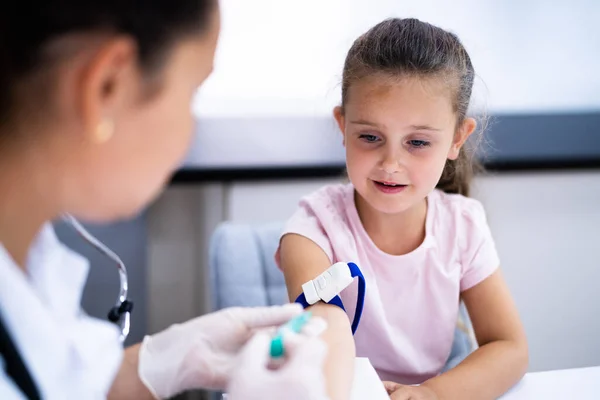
355, 191, 428, 256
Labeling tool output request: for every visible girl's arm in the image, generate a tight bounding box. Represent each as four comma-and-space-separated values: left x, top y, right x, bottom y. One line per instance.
422, 269, 529, 399
279, 233, 356, 400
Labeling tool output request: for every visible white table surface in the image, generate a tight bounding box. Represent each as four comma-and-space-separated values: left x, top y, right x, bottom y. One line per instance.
501, 366, 600, 399
223, 363, 600, 399
356, 362, 600, 399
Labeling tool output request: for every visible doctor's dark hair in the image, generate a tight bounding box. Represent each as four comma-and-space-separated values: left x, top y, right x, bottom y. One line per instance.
340, 18, 483, 197
0, 0, 216, 131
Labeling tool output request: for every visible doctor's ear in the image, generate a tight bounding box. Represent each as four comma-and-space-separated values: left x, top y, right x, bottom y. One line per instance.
79, 36, 139, 144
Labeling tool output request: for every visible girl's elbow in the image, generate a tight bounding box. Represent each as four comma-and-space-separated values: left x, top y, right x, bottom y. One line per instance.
512, 337, 529, 378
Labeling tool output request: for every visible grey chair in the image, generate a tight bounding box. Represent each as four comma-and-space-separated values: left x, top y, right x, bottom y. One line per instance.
208, 221, 475, 375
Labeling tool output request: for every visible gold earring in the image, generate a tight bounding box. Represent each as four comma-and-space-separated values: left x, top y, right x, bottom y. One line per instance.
95, 118, 115, 143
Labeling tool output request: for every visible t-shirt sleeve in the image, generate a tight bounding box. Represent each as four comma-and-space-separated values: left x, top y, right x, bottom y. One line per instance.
460, 199, 501, 291
274, 199, 334, 269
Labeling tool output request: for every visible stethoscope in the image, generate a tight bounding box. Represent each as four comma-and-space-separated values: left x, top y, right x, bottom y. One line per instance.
62, 214, 133, 343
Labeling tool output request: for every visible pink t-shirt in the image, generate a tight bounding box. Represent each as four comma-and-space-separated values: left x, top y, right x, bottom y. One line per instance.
276, 183, 499, 384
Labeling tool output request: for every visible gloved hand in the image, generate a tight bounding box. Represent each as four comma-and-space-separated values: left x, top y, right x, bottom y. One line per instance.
138, 303, 304, 399
227, 330, 330, 400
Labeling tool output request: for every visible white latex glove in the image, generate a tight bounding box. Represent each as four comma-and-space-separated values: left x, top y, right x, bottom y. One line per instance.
226, 330, 330, 400
138, 304, 304, 399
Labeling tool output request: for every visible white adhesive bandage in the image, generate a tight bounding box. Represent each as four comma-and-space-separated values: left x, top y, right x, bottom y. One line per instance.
300, 262, 354, 305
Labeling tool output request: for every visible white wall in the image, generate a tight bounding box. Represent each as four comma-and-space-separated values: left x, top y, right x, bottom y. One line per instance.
227, 178, 339, 222
473, 171, 600, 372
194, 0, 600, 117
150, 171, 600, 373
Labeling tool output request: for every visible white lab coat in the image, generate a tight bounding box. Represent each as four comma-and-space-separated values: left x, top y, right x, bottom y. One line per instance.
0, 224, 123, 399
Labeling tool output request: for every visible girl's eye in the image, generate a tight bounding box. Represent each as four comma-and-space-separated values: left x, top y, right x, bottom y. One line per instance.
408, 140, 430, 148
359, 134, 380, 143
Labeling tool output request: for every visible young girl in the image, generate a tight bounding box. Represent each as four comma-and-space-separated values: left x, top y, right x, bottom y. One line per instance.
277, 18, 528, 400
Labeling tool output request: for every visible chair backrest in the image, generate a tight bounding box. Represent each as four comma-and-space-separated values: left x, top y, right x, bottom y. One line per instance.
209, 221, 289, 310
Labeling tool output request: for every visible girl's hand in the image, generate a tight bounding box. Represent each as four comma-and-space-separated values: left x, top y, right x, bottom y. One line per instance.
383, 381, 439, 400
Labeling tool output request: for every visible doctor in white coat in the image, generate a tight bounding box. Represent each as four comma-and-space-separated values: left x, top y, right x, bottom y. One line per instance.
0, 0, 330, 399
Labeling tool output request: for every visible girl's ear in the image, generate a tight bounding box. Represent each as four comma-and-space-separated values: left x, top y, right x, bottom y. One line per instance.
333, 106, 346, 146
448, 117, 476, 160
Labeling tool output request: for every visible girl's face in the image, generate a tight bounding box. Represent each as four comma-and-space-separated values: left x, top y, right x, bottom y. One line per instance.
335, 74, 475, 216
